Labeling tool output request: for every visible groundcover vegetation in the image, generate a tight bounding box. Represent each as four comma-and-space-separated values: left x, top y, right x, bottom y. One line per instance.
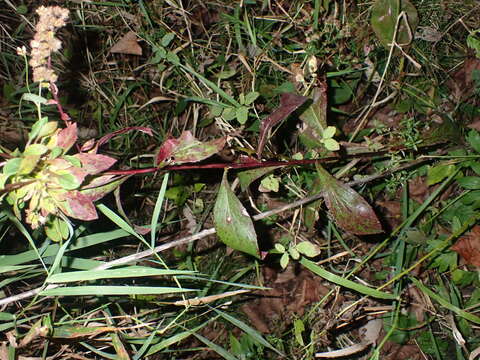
0, 0, 480, 359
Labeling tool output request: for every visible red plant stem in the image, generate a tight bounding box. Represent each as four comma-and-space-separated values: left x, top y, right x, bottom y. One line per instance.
104, 157, 342, 176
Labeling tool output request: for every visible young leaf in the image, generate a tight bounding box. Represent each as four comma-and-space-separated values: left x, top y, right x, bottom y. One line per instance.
238, 166, 280, 192
213, 170, 260, 258
280, 252, 289, 268
316, 164, 383, 235
244, 91, 260, 105
296, 241, 321, 257
236, 106, 249, 124
257, 93, 307, 158
322, 126, 336, 139
322, 138, 340, 151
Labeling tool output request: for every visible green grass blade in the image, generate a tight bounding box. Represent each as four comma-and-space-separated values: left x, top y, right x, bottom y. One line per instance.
97, 203, 144, 241
214, 308, 283, 356
151, 172, 169, 247
0, 265, 36, 274
47, 267, 195, 283
48, 238, 71, 276
190, 331, 238, 360
146, 322, 207, 356
300, 258, 397, 300
410, 278, 480, 325
0, 229, 131, 266
40, 285, 197, 296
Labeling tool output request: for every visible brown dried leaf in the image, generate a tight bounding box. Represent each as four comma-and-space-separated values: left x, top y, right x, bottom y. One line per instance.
110, 31, 142, 55
451, 225, 480, 267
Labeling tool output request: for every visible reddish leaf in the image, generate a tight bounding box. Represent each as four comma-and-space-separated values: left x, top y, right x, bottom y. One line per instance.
451, 225, 480, 267
80, 139, 96, 152
81, 175, 129, 202
56, 123, 78, 153
75, 153, 117, 175
155, 131, 226, 166
257, 93, 308, 158
316, 164, 383, 235
64, 191, 98, 221
96, 126, 153, 149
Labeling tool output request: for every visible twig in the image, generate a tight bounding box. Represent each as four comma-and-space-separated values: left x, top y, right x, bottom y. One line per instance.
0, 156, 430, 308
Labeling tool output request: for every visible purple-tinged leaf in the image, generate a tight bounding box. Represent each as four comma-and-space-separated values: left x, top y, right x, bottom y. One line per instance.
316, 164, 382, 235
80, 139, 96, 152
81, 175, 129, 202
299, 83, 328, 149
155, 131, 226, 167
64, 191, 98, 221
96, 126, 153, 148
257, 93, 307, 158
75, 153, 117, 175
214, 170, 260, 258
56, 123, 78, 153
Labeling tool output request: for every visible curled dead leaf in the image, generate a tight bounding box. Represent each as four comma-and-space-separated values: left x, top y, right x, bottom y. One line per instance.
451, 225, 480, 267
110, 31, 142, 55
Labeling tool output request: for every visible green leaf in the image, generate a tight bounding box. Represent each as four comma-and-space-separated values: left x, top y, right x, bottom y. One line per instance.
24, 144, 48, 156
296, 241, 321, 257
280, 252, 289, 269
457, 176, 480, 190
216, 68, 237, 79
18, 155, 41, 175
322, 126, 336, 139
299, 85, 328, 149
322, 138, 340, 151
22, 93, 48, 106
467, 33, 480, 58
244, 91, 260, 105
293, 319, 305, 346
28, 117, 47, 141
45, 217, 69, 242
316, 164, 383, 235
3, 158, 21, 176
467, 130, 480, 153
214, 171, 260, 258
161, 32, 175, 47
274, 243, 286, 253
288, 247, 300, 260
427, 164, 457, 186
222, 107, 237, 121
57, 172, 82, 190
236, 106, 249, 124
238, 166, 280, 192
371, 0, 419, 48
260, 174, 279, 192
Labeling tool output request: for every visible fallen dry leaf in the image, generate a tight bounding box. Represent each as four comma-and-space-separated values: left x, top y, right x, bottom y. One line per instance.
451, 225, 480, 267
110, 31, 142, 55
